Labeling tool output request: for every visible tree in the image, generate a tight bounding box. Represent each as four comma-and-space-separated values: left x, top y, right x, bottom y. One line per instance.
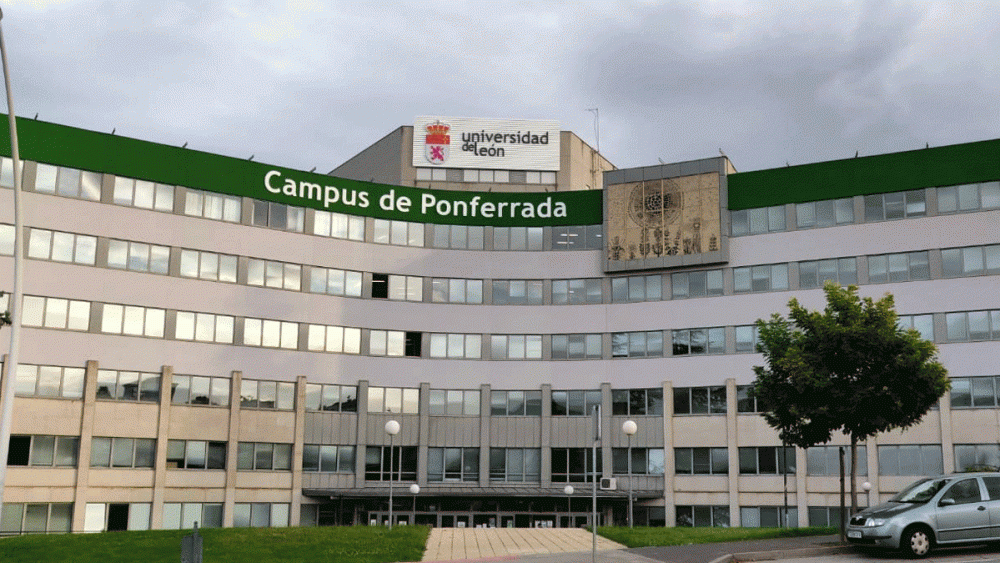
750, 283, 948, 522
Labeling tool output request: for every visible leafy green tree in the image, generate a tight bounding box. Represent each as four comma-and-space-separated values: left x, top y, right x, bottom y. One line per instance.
750, 282, 948, 516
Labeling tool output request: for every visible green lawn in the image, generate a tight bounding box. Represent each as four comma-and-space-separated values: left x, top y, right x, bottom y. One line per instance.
0, 525, 429, 563
597, 525, 838, 548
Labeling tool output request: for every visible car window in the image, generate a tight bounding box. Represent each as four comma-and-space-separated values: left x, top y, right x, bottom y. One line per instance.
984, 476, 1000, 501
940, 478, 982, 505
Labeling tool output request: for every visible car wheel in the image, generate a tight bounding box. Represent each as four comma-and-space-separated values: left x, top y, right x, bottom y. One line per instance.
901, 527, 932, 558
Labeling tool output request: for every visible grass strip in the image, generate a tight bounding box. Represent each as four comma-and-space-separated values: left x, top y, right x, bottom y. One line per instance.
597, 526, 838, 548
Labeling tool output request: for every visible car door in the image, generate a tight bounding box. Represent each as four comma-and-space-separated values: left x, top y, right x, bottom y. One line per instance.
982, 476, 1000, 540
935, 477, 990, 543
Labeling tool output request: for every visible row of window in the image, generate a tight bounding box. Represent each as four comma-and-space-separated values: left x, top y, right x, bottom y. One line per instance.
414, 166, 556, 185
731, 182, 1000, 237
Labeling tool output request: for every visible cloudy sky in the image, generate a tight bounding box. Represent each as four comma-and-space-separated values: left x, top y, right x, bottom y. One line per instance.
2, 0, 998, 174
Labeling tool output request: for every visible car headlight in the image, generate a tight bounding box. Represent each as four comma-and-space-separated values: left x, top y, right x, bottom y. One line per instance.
865, 518, 886, 527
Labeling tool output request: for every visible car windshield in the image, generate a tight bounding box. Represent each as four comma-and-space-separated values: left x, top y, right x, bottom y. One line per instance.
890, 478, 951, 503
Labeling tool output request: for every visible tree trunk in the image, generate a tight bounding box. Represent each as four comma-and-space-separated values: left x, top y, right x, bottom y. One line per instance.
850, 437, 858, 514
838, 446, 846, 542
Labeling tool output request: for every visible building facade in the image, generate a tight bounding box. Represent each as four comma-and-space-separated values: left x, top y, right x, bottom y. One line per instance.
0, 114, 998, 534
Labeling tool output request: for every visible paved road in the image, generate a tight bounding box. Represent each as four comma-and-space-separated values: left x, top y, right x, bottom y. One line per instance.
775, 544, 1000, 563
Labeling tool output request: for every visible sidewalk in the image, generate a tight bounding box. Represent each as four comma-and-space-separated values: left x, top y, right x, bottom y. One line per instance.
421, 528, 627, 561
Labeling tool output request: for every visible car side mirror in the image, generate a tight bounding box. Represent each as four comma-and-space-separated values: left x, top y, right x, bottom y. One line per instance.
939, 498, 956, 506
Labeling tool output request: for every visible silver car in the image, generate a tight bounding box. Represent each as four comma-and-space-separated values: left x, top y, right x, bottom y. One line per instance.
847, 473, 1000, 557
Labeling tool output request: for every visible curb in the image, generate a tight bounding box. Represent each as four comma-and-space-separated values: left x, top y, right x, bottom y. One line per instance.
708, 544, 854, 563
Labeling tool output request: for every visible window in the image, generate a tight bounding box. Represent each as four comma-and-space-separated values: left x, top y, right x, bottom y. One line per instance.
805, 447, 860, 478
27, 228, 96, 265
671, 270, 724, 299
237, 442, 292, 471
672, 328, 725, 355
6, 435, 78, 467
490, 448, 541, 482
302, 445, 355, 472
388, 275, 422, 302
369, 330, 421, 357
878, 445, 942, 476
798, 258, 858, 288
171, 374, 229, 406
611, 331, 664, 358
304, 384, 358, 412
179, 249, 238, 283
938, 181, 1000, 213
551, 334, 602, 359
551, 390, 602, 416
373, 219, 424, 247
808, 506, 845, 528
107, 240, 170, 275
162, 503, 223, 530
14, 364, 85, 399
306, 325, 362, 354
183, 188, 241, 222
367, 387, 419, 414
34, 164, 101, 201
950, 377, 1000, 408
676, 506, 730, 527
428, 447, 479, 482
430, 224, 486, 250
864, 190, 926, 221
552, 225, 603, 250
251, 199, 304, 232
674, 387, 727, 415
674, 448, 728, 475
233, 503, 289, 528
490, 335, 542, 360
734, 264, 789, 293
795, 198, 854, 228
955, 444, 1000, 472
613, 448, 665, 475
0, 503, 73, 534
371, 273, 388, 299
731, 205, 785, 236
113, 176, 174, 211
741, 507, 798, 528
490, 390, 542, 416
942, 245, 1000, 277
166, 440, 227, 469
248, 259, 302, 290
431, 278, 483, 304
525, 170, 557, 184
0, 223, 13, 255
492, 280, 543, 305
735, 326, 760, 353
736, 386, 759, 413
551, 278, 602, 304
429, 390, 480, 415
0, 156, 20, 188
21, 295, 90, 331
551, 448, 602, 482
84, 502, 151, 532
90, 437, 155, 468
867, 251, 930, 283
428, 333, 482, 359
310, 267, 363, 297
611, 275, 661, 303
493, 227, 543, 251
739, 446, 796, 475
612, 388, 664, 416
897, 314, 935, 341
946, 310, 1000, 342
100, 304, 166, 338
240, 380, 295, 410
96, 370, 160, 402
243, 318, 299, 349
175, 311, 234, 343
365, 446, 417, 481
313, 210, 365, 241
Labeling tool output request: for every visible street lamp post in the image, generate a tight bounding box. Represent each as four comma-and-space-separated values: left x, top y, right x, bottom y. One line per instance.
385, 420, 400, 529
409, 483, 420, 523
563, 485, 574, 526
622, 420, 637, 528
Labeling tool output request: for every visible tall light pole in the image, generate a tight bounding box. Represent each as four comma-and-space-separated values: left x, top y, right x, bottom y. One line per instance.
385, 420, 400, 530
409, 483, 420, 523
563, 485, 573, 526
0, 6, 26, 507
622, 420, 637, 528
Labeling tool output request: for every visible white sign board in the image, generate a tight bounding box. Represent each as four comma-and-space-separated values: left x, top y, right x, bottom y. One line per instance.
413, 116, 560, 171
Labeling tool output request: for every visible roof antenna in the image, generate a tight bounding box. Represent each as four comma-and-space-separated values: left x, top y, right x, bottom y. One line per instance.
855, 150, 859, 158
111, 128, 115, 135
33, 113, 37, 119
309, 167, 316, 173
248, 155, 254, 161
657, 158, 665, 164
182, 142, 188, 148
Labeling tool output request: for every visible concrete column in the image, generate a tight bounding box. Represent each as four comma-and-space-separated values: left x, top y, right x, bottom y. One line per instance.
662, 380, 674, 527
725, 378, 739, 525
540, 384, 552, 488
222, 370, 242, 527
149, 365, 174, 529
940, 389, 955, 476
866, 437, 880, 506
479, 384, 490, 485
417, 382, 430, 486
71, 360, 99, 532
600, 382, 612, 478
289, 375, 306, 526
795, 448, 808, 526
355, 380, 370, 483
